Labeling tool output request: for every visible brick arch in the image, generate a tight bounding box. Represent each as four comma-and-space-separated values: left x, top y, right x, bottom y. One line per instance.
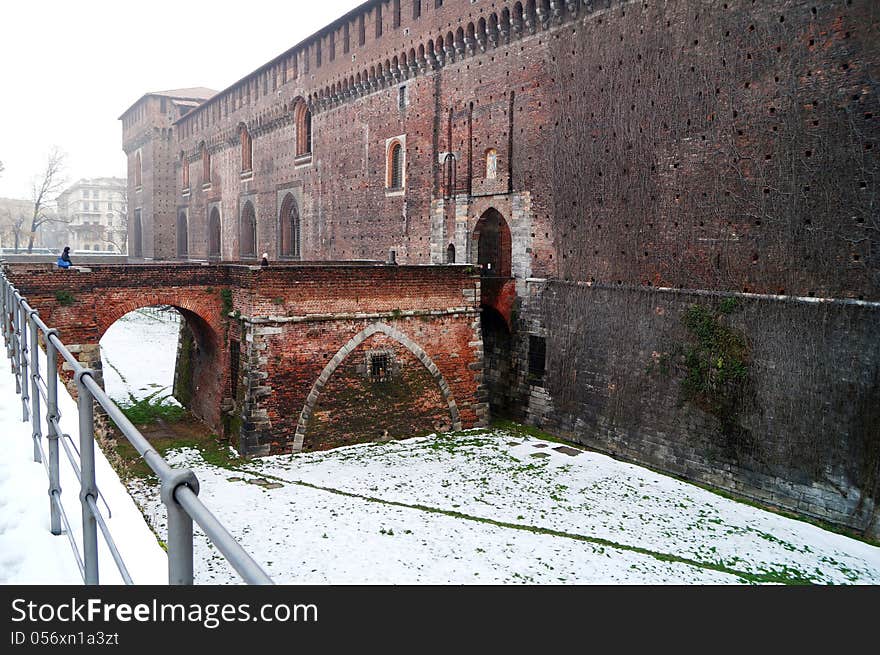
95, 294, 222, 347
294, 322, 462, 451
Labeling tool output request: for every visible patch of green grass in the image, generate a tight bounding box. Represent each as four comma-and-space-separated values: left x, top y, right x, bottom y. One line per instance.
119, 392, 185, 426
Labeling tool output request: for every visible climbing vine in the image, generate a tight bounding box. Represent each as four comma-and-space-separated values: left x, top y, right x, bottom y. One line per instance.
678, 299, 752, 446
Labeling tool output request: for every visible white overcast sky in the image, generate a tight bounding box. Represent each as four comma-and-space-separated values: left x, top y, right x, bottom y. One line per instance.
0, 0, 361, 199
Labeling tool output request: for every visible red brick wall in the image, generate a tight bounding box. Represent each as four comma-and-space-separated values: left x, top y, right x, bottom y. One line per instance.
4, 262, 485, 456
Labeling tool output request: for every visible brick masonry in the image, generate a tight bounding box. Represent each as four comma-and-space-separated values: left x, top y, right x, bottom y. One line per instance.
111, 0, 880, 534
4, 263, 486, 456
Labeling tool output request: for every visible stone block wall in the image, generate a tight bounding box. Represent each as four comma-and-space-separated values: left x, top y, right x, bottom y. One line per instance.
507, 280, 880, 538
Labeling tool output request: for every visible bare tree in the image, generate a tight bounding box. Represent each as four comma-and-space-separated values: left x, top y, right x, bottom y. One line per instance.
6, 208, 28, 252
104, 189, 129, 254
27, 147, 68, 253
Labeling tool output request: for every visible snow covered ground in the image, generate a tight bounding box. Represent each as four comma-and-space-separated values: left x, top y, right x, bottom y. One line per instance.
0, 318, 167, 584
3, 308, 879, 585
105, 310, 880, 585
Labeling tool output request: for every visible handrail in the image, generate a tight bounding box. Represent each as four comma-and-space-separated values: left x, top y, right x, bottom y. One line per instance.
0, 266, 273, 585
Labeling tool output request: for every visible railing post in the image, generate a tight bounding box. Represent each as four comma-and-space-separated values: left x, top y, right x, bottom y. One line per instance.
11, 289, 20, 394
77, 370, 99, 585
46, 331, 62, 536
3, 282, 11, 365
29, 311, 41, 463
19, 298, 30, 421
1, 278, 7, 354
161, 469, 200, 585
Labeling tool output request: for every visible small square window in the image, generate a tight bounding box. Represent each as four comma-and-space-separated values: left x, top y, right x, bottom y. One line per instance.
368, 351, 394, 383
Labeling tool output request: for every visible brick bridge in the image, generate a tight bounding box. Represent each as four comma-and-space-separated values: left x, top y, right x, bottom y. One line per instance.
4, 262, 487, 456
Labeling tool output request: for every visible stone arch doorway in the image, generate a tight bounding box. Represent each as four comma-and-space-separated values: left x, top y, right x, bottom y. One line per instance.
294, 322, 462, 452
472, 208, 511, 277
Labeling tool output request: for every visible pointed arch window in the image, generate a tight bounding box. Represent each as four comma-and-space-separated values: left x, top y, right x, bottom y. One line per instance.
201, 143, 211, 187
208, 206, 221, 258
294, 99, 312, 159
279, 193, 301, 259
240, 125, 253, 173
240, 201, 257, 258
181, 152, 190, 190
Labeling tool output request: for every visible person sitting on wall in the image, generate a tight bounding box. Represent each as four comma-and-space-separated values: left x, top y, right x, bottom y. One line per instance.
56, 246, 72, 269
260, 252, 269, 268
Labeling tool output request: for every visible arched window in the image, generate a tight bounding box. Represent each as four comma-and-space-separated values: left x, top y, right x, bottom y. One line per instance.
387, 140, 404, 189
177, 211, 188, 258
446, 243, 456, 263
279, 193, 301, 259
201, 143, 211, 185
240, 125, 253, 172
134, 152, 142, 188
181, 152, 189, 189
240, 201, 256, 258
208, 207, 221, 258
132, 209, 143, 257
485, 148, 498, 179
294, 99, 312, 158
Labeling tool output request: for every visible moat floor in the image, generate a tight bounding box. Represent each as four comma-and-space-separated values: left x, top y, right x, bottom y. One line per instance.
96, 306, 880, 585
122, 431, 880, 585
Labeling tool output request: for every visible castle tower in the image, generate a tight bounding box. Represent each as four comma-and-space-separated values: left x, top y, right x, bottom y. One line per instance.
119, 88, 215, 260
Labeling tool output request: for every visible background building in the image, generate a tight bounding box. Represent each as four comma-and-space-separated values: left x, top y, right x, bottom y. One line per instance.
55, 177, 128, 253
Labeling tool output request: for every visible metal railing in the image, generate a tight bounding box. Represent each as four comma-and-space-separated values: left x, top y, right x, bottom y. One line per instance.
0, 267, 272, 585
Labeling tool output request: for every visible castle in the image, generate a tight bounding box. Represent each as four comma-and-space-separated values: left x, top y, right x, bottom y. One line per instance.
120, 0, 879, 537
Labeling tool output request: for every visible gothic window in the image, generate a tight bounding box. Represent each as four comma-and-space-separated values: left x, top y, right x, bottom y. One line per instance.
181, 152, 189, 189
279, 193, 301, 259
359, 14, 366, 46
201, 143, 211, 185
294, 99, 312, 158
240, 201, 257, 258
393, 0, 401, 28
413, 0, 421, 19
240, 125, 253, 172
446, 243, 456, 263
485, 148, 498, 179
208, 207, 221, 258
343, 23, 350, 53
376, 5, 383, 38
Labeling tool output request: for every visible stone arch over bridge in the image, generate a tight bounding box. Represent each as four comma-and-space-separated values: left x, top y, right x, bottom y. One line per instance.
293, 322, 463, 452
